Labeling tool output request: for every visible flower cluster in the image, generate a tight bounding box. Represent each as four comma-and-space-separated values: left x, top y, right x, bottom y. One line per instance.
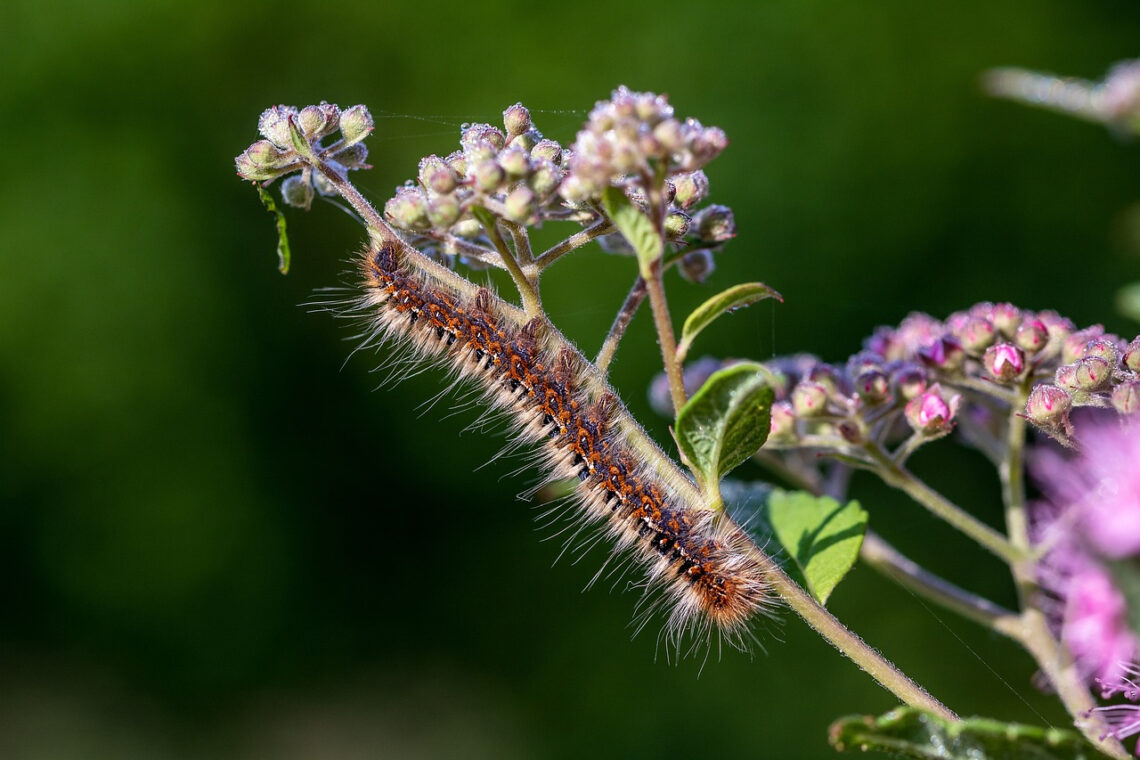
235, 102, 374, 210
381, 90, 735, 278
1030, 418, 1140, 749
651, 303, 1139, 458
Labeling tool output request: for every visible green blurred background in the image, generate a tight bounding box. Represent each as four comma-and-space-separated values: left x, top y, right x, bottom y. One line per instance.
3, 1, 1140, 757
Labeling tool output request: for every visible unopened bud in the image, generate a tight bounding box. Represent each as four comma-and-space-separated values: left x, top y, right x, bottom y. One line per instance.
692, 204, 736, 243
769, 401, 797, 441
1015, 318, 1049, 354
529, 161, 563, 199
1075, 356, 1111, 391
665, 210, 691, 239
1062, 327, 1105, 365
385, 187, 430, 230
855, 369, 891, 404
983, 343, 1025, 382
792, 381, 829, 417
1082, 338, 1119, 365
918, 337, 966, 372
678, 250, 715, 283
671, 171, 709, 210
891, 364, 927, 401
510, 129, 542, 153
280, 175, 313, 209
298, 104, 332, 139
471, 160, 505, 192
992, 303, 1021, 337
462, 123, 506, 153
503, 103, 532, 138
332, 142, 369, 169
531, 139, 563, 164
504, 185, 536, 223
1025, 384, 1072, 426
427, 194, 461, 228
652, 118, 685, 154
445, 151, 467, 177
1054, 363, 1080, 392
905, 387, 956, 436
1125, 338, 1140, 371
956, 317, 996, 354
499, 147, 531, 179
1113, 381, 1140, 415
339, 104, 374, 147
258, 105, 299, 150
689, 125, 728, 167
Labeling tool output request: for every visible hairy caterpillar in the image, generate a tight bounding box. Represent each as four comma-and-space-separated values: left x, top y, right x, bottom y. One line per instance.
346, 236, 774, 651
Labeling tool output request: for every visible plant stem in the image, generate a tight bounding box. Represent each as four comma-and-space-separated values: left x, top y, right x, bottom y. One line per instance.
996, 382, 1126, 757
312, 161, 393, 244
595, 277, 647, 375
861, 532, 1022, 637
474, 208, 542, 317
749, 545, 958, 721
643, 258, 686, 414
534, 218, 613, 270
865, 443, 1023, 563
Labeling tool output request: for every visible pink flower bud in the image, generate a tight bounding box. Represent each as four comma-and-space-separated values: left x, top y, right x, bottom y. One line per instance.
891, 364, 927, 400
1083, 338, 1120, 365
769, 401, 797, 440
992, 303, 1021, 337
1112, 381, 1140, 415
1025, 384, 1072, 426
1125, 338, 1140, 372
918, 337, 966, 372
1054, 363, 1081, 392
983, 342, 1025, 382
905, 384, 958, 436
1075, 356, 1112, 391
854, 369, 890, 404
503, 103, 532, 138
1015, 318, 1049, 354
955, 317, 996, 353
792, 381, 829, 417
1062, 326, 1105, 364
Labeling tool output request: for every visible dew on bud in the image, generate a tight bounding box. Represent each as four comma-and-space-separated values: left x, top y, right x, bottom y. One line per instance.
385, 187, 430, 231
671, 171, 710, 210
471, 159, 506, 193
1074, 356, 1112, 391
1015, 318, 1049, 354
992, 303, 1021, 337
1125, 338, 1140, 371
855, 369, 891, 404
427, 194, 462, 228
339, 104, 374, 148
498, 147, 532, 179
1082, 338, 1120, 365
503, 103, 532, 138
1112, 381, 1140, 415
769, 401, 797, 441
665, 209, 692, 240
531, 139, 563, 164
258, 105, 299, 150
1062, 326, 1105, 364
504, 185, 536, 223
1025, 383, 1072, 426
956, 317, 996, 354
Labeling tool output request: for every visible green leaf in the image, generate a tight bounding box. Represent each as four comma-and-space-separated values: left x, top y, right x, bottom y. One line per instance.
676, 282, 783, 362
829, 707, 1101, 760
1117, 281, 1140, 324
256, 184, 292, 274
767, 489, 867, 604
601, 186, 663, 276
675, 363, 773, 497
1107, 558, 1140, 636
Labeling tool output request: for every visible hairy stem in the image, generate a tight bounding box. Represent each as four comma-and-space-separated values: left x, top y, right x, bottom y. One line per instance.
998, 382, 1125, 756
595, 277, 647, 375
534, 218, 613, 270
861, 532, 1022, 636
751, 546, 958, 721
312, 161, 393, 245
865, 443, 1022, 563
643, 258, 686, 414
474, 207, 542, 317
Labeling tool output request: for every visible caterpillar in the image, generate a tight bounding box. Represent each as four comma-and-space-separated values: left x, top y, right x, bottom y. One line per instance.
347, 236, 774, 652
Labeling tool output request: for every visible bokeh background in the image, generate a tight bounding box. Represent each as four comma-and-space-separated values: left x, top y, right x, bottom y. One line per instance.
3, 1, 1140, 757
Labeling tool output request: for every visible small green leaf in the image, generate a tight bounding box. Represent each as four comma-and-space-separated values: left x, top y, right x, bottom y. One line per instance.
601, 186, 663, 276
830, 707, 1100, 760
256, 184, 292, 274
1107, 558, 1140, 636
676, 282, 783, 362
1117, 281, 1140, 324
675, 363, 773, 497
767, 489, 867, 604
